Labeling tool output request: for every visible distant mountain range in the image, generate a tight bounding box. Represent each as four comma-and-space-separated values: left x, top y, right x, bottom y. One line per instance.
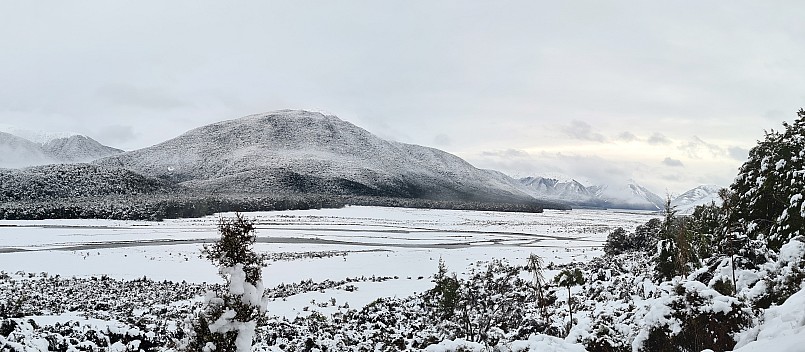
0, 131, 122, 168
518, 176, 722, 211
1, 110, 722, 214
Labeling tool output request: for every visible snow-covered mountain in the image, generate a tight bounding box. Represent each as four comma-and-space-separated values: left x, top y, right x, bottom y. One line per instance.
0, 131, 54, 168
671, 184, 723, 214
591, 181, 666, 210
42, 135, 123, 163
96, 110, 550, 205
520, 177, 598, 205
519, 175, 723, 212
519, 176, 665, 210
0, 130, 122, 168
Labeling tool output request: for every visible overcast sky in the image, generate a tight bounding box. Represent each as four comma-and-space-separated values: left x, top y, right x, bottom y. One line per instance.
2, 1, 804, 193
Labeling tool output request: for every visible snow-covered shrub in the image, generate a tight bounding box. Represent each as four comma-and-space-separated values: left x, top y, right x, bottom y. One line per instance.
581, 312, 630, 352
183, 214, 268, 352
653, 201, 698, 281
449, 260, 531, 345
686, 202, 721, 260
654, 238, 680, 281
603, 219, 663, 257
430, 258, 461, 320
630, 218, 662, 253
635, 280, 751, 352
734, 280, 805, 351
748, 236, 805, 309
604, 227, 630, 256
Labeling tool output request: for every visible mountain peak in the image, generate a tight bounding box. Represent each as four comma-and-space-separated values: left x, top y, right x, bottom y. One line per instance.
43, 135, 123, 163
0, 129, 123, 168
672, 184, 724, 214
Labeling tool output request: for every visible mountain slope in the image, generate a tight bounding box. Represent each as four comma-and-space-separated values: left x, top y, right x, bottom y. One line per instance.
592, 182, 665, 210
0, 131, 122, 168
96, 110, 549, 205
42, 135, 123, 163
0, 164, 180, 202
0, 131, 55, 168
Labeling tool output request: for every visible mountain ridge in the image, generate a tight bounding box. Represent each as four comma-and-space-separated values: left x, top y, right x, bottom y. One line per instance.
519, 175, 721, 211
671, 184, 723, 214
0, 131, 123, 168
96, 110, 560, 207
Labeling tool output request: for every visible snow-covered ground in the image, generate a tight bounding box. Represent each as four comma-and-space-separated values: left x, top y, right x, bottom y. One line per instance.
0, 206, 658, 320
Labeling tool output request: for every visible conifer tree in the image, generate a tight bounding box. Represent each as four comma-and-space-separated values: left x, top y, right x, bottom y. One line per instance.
728, 109, 805, 250
431, 258, 459, 319
184, 213, 268, 352
655, 197, 681, 280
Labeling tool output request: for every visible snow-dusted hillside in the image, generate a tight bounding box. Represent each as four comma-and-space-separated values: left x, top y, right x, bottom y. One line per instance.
0, 164, 180, 202
671, 184, 723, 214
0, 130, 122, 168
591, 181, 665, 210
42, 135, 123, 163
0, 131, 54, 168
519, 176, 665, 210
96, 110, 546, 205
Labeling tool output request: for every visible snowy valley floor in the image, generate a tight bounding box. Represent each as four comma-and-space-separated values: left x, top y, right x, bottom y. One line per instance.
2, 206, 801, 351
0, 206, 658, 321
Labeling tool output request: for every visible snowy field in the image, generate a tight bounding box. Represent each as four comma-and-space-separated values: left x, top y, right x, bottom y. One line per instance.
0, 206, 659, 320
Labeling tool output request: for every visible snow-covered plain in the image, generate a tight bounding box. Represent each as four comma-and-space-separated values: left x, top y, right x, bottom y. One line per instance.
0, 206, 658, 320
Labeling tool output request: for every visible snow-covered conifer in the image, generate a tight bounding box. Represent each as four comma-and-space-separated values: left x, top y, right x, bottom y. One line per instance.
728, 109, 805, 250
184, 214, 268, 352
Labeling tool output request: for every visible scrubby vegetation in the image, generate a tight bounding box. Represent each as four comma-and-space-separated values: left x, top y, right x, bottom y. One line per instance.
0, 194, 550, 222
0, 162, 557, 222
0, 193, 346, 221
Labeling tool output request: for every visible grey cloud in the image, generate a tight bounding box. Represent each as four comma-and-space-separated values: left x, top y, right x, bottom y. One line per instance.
660, 173, 683, 181
763, 109, 786, 121
94, 125, 136, 148
679, 136, 724, 159
562, 120, 606, 142
662, 157, 684, 167
468, 148, 717, 194
647, 133, 672, 145
2, 1, 797, 191
481, 149, 530, 159
616, 131, 638, 142
728, 146, 749, 161
96, 84, 187, 110
534, 152, 633, 186
433, 134, 451, 146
